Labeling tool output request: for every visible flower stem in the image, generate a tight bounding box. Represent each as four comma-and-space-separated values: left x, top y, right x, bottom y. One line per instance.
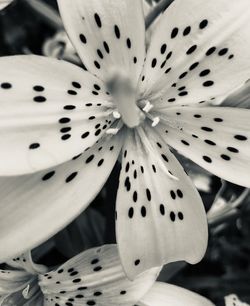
145, 0, 174, 29
23, 0, 63, 30
231, 188, 249, 208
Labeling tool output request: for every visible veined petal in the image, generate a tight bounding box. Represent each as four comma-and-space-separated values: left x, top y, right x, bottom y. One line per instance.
138, 282, 215, 306
139, 0, 250, 106
39, 244, 159, 306
158, 106, 250, 187
0, 280, 43, 306
0, 269, 31, 295
0, 134, 123, 261
0, 0, 12, 10
0, 55, 115, 176
57, 0, 146, 84
221, 80, 250, 109
116, 126, 208, 279
0, 263, 43, 306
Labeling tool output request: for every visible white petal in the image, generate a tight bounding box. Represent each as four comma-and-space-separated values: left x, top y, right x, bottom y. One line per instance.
222, 81, 250, 108
57, 0, 146, 84
157, 106, 250, 187
7, 252, 47, 275
0, 55, 114, 175
0, 269, 31, 295
138, 282, 215, 306
0, 0, 12, 10
116, 126, 208, 279
139, 0, 250, 107
0, 280, 43, 306
39, 244, 159, 306
225, 294, 250, 306
0, 134, 122, 261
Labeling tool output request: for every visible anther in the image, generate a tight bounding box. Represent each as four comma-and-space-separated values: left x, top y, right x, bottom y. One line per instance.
145, 112, 161, 127
106, 120, 123, 135
152, 117, 160, 127
143, 101, 154, 113
113, 111, 121, 119
106, 128, 120, 135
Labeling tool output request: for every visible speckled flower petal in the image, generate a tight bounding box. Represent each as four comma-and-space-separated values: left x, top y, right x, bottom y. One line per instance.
116, 126, 208, 279
57, 0, 145, 84
0, 55, 114, 176
138, 282, 215, 306
225, 294, 249, 306
6, 252, 47, 275
0, 134, 123, 262
39, 244, 159, 306
157, 106, 250, 188
0, 0, 12, 10
139, 0, 250, 107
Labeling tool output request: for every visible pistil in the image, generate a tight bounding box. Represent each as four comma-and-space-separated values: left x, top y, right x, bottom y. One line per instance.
106, 69, 144, 128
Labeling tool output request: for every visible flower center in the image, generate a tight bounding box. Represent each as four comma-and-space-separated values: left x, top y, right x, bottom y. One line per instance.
106, 70, 160, 129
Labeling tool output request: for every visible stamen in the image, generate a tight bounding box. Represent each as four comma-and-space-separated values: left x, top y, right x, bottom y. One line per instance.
106, 128, 120, 135
113, 111, 121, 119
106, 120, 123, 135
152, 117, 160, 127
142, 101, 154, 113
138, 99, 161, 127
144, 112, 161, 127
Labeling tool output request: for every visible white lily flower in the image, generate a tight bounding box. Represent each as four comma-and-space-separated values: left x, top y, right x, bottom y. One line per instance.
0, 245, 214, 306
0, 0, 250, 280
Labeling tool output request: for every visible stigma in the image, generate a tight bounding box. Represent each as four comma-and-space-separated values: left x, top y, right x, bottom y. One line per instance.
106, 69, 145, 128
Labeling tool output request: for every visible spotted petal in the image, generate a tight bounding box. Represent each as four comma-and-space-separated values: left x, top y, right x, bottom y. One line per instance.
0, 55, 114, 175
225, 295, 249, 306
139, 0, 250, 106
138, 282, 215, 306
0, 134, 122, 261
157, 106, 250, 187
39, 244, 159, 306
116, 126, 208, 279
6, 252, 47, 275
57, 0, 145, 84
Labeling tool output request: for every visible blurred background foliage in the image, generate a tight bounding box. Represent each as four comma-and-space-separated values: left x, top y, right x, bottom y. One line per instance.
0, 1, 249, 305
